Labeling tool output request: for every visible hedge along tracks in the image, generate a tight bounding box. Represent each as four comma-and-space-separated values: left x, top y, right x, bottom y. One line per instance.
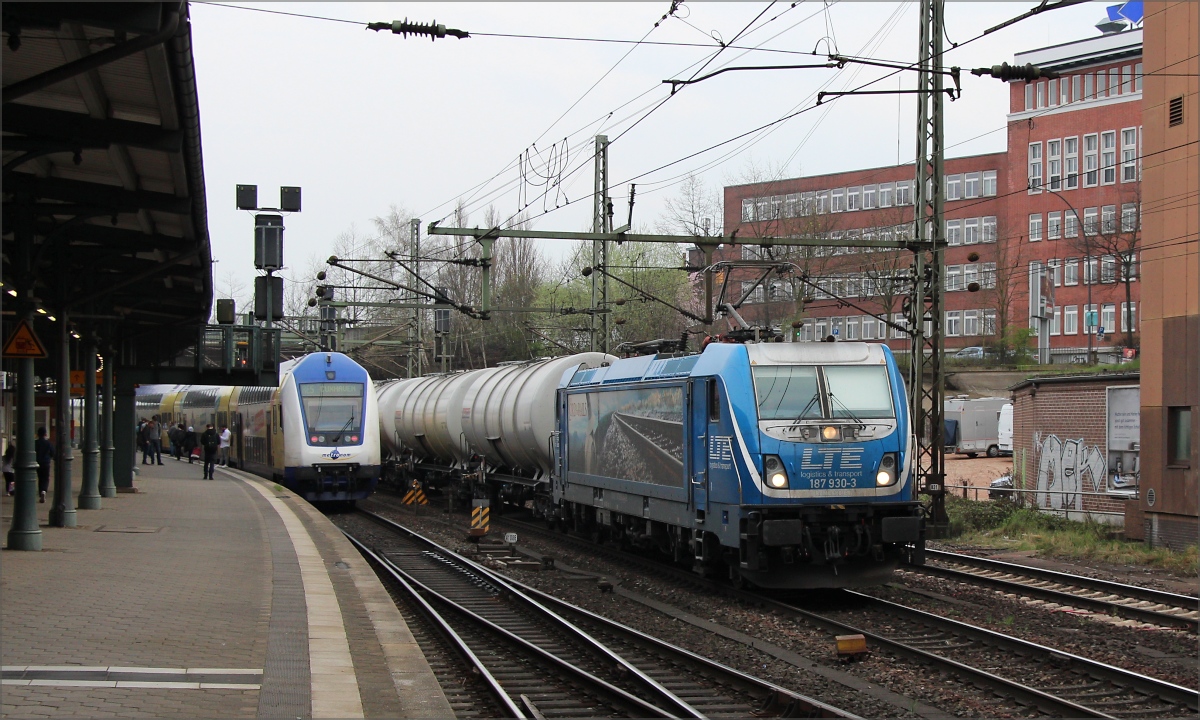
347, 508, 859, 720
491, 514, 1200, 719
903, 549, 1200, 633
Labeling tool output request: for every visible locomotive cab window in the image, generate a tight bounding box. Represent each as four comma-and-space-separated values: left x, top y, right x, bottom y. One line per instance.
299, 382, 364, 445
824, 366, 894, 419
708, 380, 721, 422
752, 366, 822, 420
752, 365, 894, 420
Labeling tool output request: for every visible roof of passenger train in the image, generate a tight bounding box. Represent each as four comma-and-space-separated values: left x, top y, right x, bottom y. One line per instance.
564, 342, 890, 387
284, 352, 370, 384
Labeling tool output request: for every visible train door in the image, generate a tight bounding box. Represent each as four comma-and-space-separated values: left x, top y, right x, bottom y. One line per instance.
232, 412, 243, 468
690, 379, 709, 522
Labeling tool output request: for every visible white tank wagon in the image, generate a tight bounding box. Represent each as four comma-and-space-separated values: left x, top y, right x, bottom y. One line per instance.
378, 353, 615, 500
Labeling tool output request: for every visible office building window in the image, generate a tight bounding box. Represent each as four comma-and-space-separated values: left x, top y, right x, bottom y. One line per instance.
964, 310, 980, 336
946, 265, 963, 292
965, 217, 981, 245
1135, 63, 1142, 92
1096, 70, 1107, 98
1028, 142, 1042, 191
891, 313, 907, 339
946, 311, 962, 337
1029, 213, 1043, 242
983, 170, 997, 196
1101, 205, 1116, 234
1101, 130, 1117, 184
1047, 258, 1062, 286
1101, 303, 1116, 334
946, 219, 962, 246
862, 316, 875, 340
964, 172, 981, 198
784, 194, 798, 217
1064, 136, 1079, 190
816, 190, 830, 214
1084, 72, 1093, 99
1065, 211, 1079, 238
1101, 255, 1117, 283
1064, 258, 1079, 286
1048, 211, 1062, 239
742, 245, 761, 261
895, 181, 912, 205
946, 174, 961, 200
1121, 65, 1132, 94
741, 199, 755, 222
1084, 134, 1099, 186
832, 188, 845, 212
847, 316, 860, 340
1048, 79, 1058, 106
847, 186, 861, 211
1122, 128, 1138, 182
1048, 139, 1062, 190
1084, 256, 1098, 285
1083, 207, 1098, 236
981, 262, 997, 289
983, 309, 997, 335
1083, 303, 1098, 333
1025, 83, 1035, 110
1050, 306, 1062, 335
1061, 77, 1071, 104
1168, 407, 1192, 467
1109, 68, 1119, 95
1036, 82, 1045, 108
863, 184, 876, 209
964, 263, 979, 290
800, 191, 815, 214
982, 216, 997, 243
1064, 305, 1078, 334
1120, 302, 1136, 332
878, 182, 893, 207
1072, 74, 1081, 102
1120, 252, 1138, 281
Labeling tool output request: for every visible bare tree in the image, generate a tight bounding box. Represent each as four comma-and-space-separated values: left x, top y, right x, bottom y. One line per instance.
1068, 190, 1141, 349
655, 174, 723, 238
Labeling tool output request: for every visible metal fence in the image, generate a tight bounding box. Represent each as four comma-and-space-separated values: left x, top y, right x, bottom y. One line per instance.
944, 482, 1133, 520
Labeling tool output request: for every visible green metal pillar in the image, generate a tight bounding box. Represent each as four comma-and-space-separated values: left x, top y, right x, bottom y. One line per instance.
113, 373, 135, 490
99, 353, 116, 497
78, 343, 101, 509
50, 316, 76, 527
6, 352, 43, 550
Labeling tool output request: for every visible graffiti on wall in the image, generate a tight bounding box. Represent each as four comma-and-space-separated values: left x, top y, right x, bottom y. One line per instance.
1034, 432, 1107, 511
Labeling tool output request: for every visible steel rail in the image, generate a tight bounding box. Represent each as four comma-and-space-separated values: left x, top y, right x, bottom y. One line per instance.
344, 532, 527, 719
362, 509, 703, 719
496, 513, 1194, 718
840, 591, 1199, 713
918, 549, 1199, 630
359, 507, 860, 719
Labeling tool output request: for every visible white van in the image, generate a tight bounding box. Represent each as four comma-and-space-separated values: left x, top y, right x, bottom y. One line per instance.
997, 403, 1013, 456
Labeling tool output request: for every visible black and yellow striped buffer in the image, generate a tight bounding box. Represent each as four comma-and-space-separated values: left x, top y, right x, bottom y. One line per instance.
470, 504, 490, 536
402, 487, 428, 505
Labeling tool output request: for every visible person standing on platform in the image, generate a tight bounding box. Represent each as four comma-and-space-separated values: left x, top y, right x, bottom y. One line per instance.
169, 423, 184, 461
35, 427, 54, 503
184, 426, 197, 463
3, 440, 15, 496
146, 416, 163, 465
218, 425, 231, 467
200, 424, 219, 480
138, 418, 150, 464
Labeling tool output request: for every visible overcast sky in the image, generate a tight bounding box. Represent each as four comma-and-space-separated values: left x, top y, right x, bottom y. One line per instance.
189, 1, 1109, 308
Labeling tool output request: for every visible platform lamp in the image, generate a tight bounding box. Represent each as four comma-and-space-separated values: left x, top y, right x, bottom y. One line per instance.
237, 184, 300, 330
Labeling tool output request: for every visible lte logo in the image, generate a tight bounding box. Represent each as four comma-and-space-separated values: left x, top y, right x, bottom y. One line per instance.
801, 447, 864, 470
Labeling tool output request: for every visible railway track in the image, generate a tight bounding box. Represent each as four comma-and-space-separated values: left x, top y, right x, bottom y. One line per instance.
486, 512, 1199, 719
347, 508, 857, 719
906, 549, 1199, 633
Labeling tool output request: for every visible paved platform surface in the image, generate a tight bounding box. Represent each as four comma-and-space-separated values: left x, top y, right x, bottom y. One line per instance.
1, 457, 454, 719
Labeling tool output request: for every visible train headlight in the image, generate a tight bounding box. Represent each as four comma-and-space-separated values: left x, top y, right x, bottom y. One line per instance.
821, 426, 842, 442
764, 455, 788, 488
876, 452, 898, 486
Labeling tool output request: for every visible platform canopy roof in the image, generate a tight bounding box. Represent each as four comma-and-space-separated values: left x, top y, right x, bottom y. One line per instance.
2, 1, 212, 362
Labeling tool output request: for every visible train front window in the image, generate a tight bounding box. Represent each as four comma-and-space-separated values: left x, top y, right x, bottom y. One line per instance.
298, 382, 364, 444
752, 366, 822, 420
823, 366, 894, 419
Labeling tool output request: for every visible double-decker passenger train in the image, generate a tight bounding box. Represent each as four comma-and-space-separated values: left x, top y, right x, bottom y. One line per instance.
136, 352, 380, 502
380, 341, 924, 588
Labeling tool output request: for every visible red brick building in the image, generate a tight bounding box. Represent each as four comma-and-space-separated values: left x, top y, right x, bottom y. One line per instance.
714, 27, 1145, 362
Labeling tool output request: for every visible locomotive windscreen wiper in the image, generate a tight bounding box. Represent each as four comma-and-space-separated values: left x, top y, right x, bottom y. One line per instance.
330, 415, 355, 443
793, 391, 822, 424
828, 392, 865, 426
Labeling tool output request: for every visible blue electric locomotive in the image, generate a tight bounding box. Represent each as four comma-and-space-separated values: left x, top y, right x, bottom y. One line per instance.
555, 341, 923, 588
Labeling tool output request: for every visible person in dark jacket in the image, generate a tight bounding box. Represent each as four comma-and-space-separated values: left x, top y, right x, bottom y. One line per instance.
199, 424, 219, 480
183, 426, 198, 463
169, 423, 185, 461
35, 427, 54, 503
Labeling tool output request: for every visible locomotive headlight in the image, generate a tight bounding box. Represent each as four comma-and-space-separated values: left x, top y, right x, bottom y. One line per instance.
821, 426, 842, 442
764, 455, 788, 488
876, 452, 898, 486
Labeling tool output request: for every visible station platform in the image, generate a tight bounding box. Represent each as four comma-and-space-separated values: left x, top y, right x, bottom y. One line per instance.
1, 456, 454, 719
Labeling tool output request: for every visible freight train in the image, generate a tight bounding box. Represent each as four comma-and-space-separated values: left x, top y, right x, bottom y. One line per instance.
135, 352, 380, 502
380, 342, 924, 588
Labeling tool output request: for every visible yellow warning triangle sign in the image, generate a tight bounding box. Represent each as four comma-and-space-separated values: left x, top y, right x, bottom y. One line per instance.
3, 319, 48, 359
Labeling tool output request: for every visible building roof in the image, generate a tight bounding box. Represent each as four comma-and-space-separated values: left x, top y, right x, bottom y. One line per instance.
1009, 371, 1140, 392
2, 2, 212, 362
1014, 28, 1142, 72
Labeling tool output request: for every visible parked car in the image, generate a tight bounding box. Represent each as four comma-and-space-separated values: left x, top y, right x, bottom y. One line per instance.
951, 346, 999, 361
989, 473, 1014, 500
997, 403, 1013, 456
